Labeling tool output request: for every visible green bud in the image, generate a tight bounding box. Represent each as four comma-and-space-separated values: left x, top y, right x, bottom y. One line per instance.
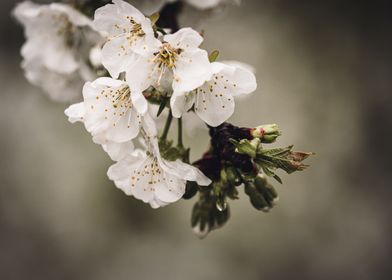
254, 174, 279, 206
251, 124, 281, 143
254, 174, 268, 190
244, 182, 270, 212
215, 194, 227, 211
192, 197, 230, 239
235, 138, 260, 158
226, 166, 242, 186
220, 168, 228, 183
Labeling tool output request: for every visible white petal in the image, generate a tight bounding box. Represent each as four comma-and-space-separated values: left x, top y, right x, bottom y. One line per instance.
212, 62, 257, 96
170, 91, 186, 118
94, 0, 145, 35
107, 152, 144, 196
100, 34, 135, 78
160, 159, 212, 186
22, 58, 83, 102
194, 83, 235, 127
50, 3, 93, 27
173, 49, 212, 92
102, 140, 135, 161
125, 53, 156, 92
65, 102, 85, 123
104, 108, 142, 142
154, 172, 186, 203
131, 91, 148, 115
164, 27, 204, 49
141, 112, 159, 139
171, 90, 196, 118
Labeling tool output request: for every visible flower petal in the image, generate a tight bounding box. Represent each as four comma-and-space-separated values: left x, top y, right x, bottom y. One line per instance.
65, 102, 85, 123
102, 140, 135, 161
212, 62, 257, 96
160, 159, 212, 186
194, 85, 235, 127
164, 27, 204, 49
173, 49, 212, 92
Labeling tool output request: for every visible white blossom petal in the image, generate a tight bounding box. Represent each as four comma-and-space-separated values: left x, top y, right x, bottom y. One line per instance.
173, 48, 212, 92
212, 62, 257, 96
194, 83, 235, 126
164, 27, 203, 49
65, 102, 85, 123
23, 58, 84, 102
102, 140, 135, 161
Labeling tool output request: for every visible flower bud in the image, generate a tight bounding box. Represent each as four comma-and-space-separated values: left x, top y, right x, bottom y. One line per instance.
254, 174, 279, 206
244, 182, 270, 212
251, 124, 281, 143
215, 194, 227, 211
191, 197, 230, 239
226, 166, 242, 187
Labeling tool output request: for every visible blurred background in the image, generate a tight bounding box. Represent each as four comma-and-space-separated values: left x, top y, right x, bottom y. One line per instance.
1, 0, 391, 279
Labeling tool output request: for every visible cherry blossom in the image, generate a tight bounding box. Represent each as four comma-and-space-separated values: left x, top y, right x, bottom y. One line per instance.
93, 0, 160, 79
107, 114, 211, 208
171, 61, 257, 126
65, 77, 147, 145
13, 1, 100, 101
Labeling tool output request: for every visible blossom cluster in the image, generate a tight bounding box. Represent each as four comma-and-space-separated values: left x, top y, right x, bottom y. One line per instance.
14, 0, 312, 238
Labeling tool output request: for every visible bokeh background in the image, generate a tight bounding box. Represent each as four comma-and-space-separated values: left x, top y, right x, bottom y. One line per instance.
1, 0, 391, 279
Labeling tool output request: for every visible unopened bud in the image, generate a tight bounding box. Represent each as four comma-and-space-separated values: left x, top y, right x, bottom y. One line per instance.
216, 194, 227, 211
254, 174, 279, 207
226, 166, 242, 187
244, 182, 270, 212
251, 124, 280, 143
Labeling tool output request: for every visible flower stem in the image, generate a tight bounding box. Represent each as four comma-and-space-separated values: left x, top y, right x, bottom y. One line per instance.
177, 117, 184, 148
161, 110, 173, 140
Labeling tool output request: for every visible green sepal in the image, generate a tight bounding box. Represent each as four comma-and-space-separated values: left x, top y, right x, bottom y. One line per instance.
208, 50, 219, 62
149, 12, 160, 25
183, 181, 198, 200
157, 97, 169, 117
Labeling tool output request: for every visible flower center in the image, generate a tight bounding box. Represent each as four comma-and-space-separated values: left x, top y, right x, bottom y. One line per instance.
112, 86, 131, 109
153, 42, 182, 70
122, 16, 145, 45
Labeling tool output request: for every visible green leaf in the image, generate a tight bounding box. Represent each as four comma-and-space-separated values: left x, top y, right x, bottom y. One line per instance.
273, 174, 283, 184
208, 50, 219, 62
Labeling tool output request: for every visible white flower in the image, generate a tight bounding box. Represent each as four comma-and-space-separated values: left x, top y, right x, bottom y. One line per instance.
23, 58, 86, 102
13, 1, 100, 101
170, 61, 257, 126
107, 114, 211, 208
93, 0, 160, 79
126, 27, 212, 94
65, 98, 136, 161
65, 77, 148, 146
14, 1, 94, 73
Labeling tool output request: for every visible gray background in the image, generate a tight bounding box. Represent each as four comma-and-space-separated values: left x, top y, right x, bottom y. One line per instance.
1, 0, 391, 279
